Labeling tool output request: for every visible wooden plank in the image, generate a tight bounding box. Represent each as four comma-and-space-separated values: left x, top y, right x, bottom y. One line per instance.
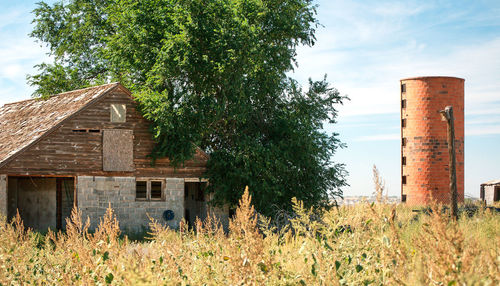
103, 129, 135, 172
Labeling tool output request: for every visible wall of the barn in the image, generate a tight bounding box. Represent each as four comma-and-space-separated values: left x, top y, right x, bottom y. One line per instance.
77, 176, 184, 232
0, 175, 6, 217
0, 88, 206, 177
483, 185, 498, 205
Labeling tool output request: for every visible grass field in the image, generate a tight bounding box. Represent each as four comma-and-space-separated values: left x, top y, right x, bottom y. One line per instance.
0, 189, 498, 285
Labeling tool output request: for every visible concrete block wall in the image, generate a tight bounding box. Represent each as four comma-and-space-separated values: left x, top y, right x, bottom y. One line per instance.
401, 76, 465, 205
0, 175, 6, 217
77, 176, 184, 233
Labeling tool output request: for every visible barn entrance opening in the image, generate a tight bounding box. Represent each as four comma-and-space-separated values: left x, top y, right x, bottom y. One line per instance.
7, 176, 75, 231
184, 181, 207, 229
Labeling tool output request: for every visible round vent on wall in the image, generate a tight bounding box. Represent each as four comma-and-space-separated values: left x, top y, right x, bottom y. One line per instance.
163, 210, 175, 221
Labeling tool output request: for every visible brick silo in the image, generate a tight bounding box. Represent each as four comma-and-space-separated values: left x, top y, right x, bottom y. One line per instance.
400, 76, 465, 205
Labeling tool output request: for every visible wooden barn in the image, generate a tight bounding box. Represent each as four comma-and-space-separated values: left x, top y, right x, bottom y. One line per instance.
0, 83, 224, 232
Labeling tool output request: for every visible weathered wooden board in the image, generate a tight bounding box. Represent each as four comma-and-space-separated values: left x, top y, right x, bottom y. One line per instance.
103, 129, 134, 172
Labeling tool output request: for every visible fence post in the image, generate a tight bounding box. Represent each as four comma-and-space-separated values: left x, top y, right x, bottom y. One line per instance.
440, 106, 458, 220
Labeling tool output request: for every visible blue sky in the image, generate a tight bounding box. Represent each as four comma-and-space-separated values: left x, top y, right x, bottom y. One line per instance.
1, 0, 499, 198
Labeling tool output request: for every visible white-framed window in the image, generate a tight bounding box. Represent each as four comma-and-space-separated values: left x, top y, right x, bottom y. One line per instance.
135, 178, 165, 201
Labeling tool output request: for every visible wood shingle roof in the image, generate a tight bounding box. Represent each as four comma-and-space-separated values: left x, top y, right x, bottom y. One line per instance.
0, 83, 120, 167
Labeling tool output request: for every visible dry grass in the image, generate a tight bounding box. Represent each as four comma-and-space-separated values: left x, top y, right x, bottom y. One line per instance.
0, 188, 498, 285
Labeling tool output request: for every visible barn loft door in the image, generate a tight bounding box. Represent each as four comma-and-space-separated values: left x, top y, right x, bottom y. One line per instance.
102, 129, 134, 172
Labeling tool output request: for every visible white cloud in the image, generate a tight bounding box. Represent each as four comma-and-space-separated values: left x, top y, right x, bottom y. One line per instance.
0, 32, 51, 105
466, 124, 500, 136
373, 1, 432, 17
0, 9, 27, 29
466, 116, 500, 125
0, 64, 23, 79
0, 2, 55, 106
292, 0, 500, 120
294, 31, 500, 117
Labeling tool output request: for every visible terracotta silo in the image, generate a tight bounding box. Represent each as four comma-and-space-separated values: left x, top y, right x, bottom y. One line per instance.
400, 76, 465, 205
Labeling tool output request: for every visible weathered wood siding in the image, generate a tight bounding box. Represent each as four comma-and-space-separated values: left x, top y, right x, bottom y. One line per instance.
0, 87, 207, 177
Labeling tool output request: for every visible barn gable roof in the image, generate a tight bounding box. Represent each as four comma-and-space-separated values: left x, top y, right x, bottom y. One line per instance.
0, 82, 125, 168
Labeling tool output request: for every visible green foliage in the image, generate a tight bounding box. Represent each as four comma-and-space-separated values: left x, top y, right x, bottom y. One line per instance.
29, 0, 114, 96
29, 0, 347, 215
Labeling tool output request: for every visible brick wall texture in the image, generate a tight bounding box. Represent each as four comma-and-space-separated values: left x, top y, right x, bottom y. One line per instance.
401, 76, 465, 205
77, 176, 184, 232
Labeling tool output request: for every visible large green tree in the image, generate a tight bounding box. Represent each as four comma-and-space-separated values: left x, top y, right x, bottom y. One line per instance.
29, 0, 347, 216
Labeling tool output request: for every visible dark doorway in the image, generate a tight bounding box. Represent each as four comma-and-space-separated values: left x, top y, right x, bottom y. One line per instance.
494, 186, 500, 202
7, 176, 75, 231
184, 182, 207, 229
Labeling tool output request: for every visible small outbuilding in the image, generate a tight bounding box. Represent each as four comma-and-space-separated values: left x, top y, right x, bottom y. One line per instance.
0, 83, 227, 232
480, 180, 500, 205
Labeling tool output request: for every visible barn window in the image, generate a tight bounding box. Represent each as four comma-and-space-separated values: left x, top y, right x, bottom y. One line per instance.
72, 128, 100, 133
72, 129, 87, 133
151, 181, 163, 200
402, 156, 406, 166
136, 179, 165, 201
402, 175, 407, 185
110, 104, 126, 123
401, 83, 406, 93
402, 118, 407, 128
401, 99, 406, 109
103, 129, 134, 172
136, 181, 147, 200
402, 137, 407, 147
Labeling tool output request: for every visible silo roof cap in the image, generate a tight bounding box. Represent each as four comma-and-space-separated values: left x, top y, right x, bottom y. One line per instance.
400, 76, 465, 81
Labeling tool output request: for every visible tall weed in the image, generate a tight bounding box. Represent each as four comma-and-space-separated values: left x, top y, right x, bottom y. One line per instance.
0, 189, 498, 285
